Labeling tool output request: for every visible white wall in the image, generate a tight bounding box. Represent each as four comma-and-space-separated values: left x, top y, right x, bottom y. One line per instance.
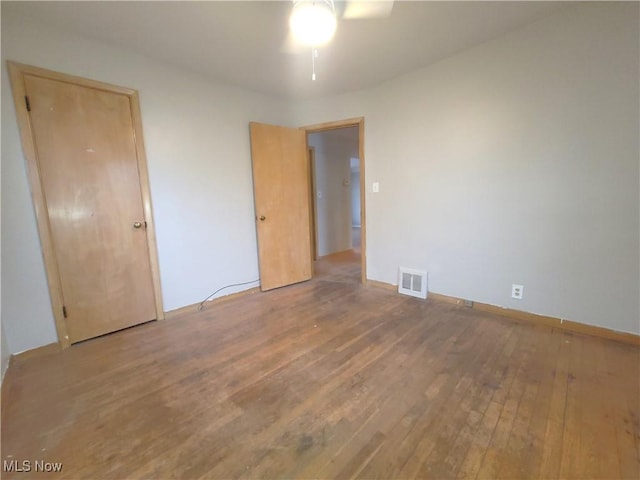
0, 88, 6, 379
1, 11, 289, 353
292, 3, 640, 334
2, 3, 638, 358
1, 324, 9, 382
308, 129, 358, 256
0, 5, 5, 379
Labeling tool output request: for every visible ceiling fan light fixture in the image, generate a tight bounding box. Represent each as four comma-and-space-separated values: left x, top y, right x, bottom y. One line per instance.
289, 0, 337, 47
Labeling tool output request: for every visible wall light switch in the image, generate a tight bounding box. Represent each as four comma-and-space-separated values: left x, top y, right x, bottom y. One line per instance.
372, 182, 380, 193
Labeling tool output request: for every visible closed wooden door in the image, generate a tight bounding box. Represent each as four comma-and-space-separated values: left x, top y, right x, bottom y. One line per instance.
23, 74, 157, 343
249, 122, 312, 291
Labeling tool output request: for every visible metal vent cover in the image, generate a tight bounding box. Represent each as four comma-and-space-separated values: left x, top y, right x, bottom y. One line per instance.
398, 267, 428, 299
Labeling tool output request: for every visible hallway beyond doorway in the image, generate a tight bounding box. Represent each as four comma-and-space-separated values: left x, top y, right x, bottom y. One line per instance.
314, 249, 360, 283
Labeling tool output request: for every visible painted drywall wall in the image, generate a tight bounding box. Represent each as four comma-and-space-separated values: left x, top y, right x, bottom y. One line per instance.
292, 3, 640, 334
2, 2, 638, 358
308, 129, 358, 256
1, 324, 9, 382
1, 11, 289, 353
0, 18, 5, 378
0, 140, 6, 380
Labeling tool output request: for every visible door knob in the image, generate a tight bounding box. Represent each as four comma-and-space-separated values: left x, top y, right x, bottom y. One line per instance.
259, 216, 266, 221
133, 221, 143, 229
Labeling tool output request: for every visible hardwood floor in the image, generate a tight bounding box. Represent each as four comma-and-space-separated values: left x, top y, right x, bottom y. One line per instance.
2, 252, 639, 479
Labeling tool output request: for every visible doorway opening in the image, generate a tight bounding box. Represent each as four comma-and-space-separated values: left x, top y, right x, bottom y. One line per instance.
304, 118, 365, 284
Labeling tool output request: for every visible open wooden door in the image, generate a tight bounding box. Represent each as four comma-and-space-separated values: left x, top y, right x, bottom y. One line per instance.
249, 122, 312, 291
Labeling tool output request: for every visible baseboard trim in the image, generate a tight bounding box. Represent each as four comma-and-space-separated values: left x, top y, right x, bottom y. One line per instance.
6, 288, 262, 368
10, 342, 61, 366
367, 280, 639, 347
164, 286, 261, 319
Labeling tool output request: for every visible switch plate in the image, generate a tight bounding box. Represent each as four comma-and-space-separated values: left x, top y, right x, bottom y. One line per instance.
372, 182, 380, 193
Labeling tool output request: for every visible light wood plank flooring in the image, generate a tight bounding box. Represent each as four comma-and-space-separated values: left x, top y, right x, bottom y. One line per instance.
2, 251, 639, 479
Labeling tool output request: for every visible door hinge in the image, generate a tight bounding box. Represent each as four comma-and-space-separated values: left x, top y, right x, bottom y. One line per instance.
145, 221, 148, 228
62, 305, 67, 318
25, 96, 31, 112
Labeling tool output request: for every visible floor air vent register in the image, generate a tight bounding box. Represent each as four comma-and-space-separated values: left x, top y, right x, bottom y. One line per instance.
398, 267, 428, 299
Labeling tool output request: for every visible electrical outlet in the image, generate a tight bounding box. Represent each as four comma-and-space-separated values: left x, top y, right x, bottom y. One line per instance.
511, 284, 524, 300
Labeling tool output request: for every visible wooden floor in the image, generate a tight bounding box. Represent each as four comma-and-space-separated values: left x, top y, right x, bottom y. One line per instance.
2, 251, 639, 479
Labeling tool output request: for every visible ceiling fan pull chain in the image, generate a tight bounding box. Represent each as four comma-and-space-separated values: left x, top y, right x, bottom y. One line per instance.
312, 48, 318, 81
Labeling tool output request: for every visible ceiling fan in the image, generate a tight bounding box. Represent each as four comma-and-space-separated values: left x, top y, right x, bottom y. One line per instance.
284, 0, 394, 78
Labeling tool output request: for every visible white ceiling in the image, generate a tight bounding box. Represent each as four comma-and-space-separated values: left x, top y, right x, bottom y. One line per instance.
3, 1, 571, 100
